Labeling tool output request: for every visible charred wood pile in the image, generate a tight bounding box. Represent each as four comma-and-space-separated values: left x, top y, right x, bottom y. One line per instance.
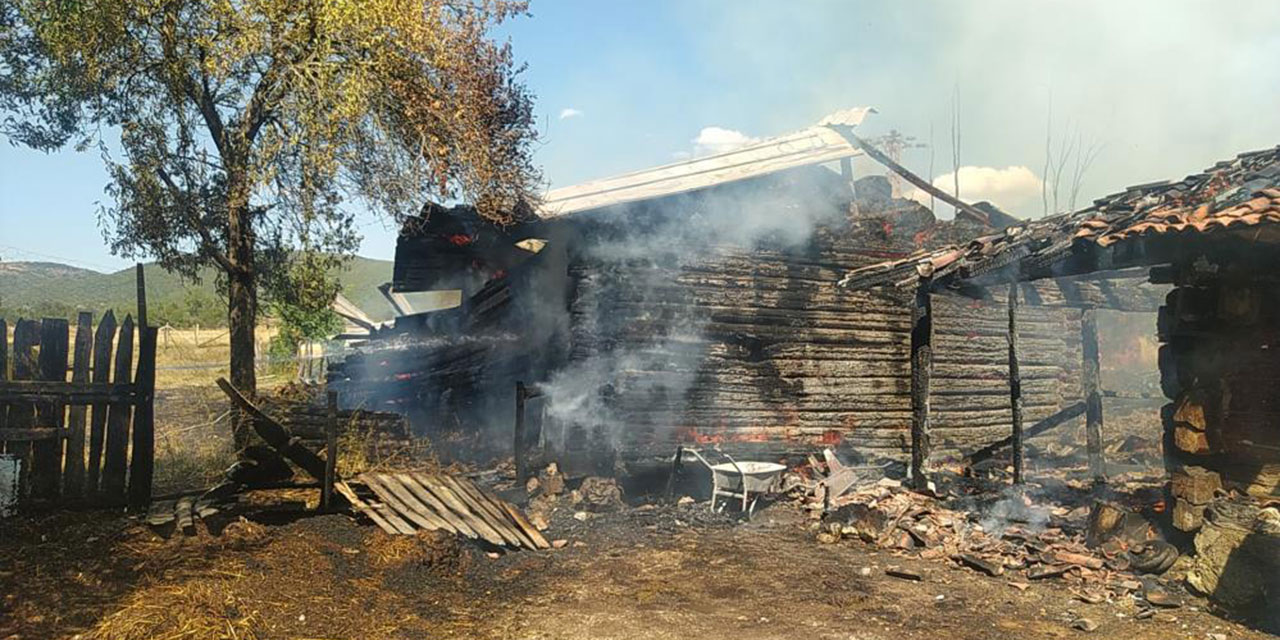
1157, 269, 1280, 532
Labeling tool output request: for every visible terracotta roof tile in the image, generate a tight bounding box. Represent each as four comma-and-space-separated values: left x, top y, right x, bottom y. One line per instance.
841, 144, 1280, 290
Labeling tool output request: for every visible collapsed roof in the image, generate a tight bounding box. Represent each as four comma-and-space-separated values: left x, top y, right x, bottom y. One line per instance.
839, 145, 1280, 292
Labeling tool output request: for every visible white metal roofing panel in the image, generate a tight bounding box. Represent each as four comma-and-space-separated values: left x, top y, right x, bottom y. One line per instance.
536, 107, 875, 218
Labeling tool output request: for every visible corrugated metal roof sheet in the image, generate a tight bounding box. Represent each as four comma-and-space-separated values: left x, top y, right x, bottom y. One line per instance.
536, 107, 875, 218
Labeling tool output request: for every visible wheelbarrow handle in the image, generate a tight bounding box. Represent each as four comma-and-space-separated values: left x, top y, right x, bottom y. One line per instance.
722, 452, 745, 478
682, 447, 714, 471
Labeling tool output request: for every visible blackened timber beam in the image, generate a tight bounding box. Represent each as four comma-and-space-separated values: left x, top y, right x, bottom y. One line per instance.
216, 377, 328, 482
965, 401, 1086, 467
837, 131, 990, 225
1007, 282, 1025, 484
1080, 308, 1106, 480
514, 381, 529, 485
910, 281, 933, 489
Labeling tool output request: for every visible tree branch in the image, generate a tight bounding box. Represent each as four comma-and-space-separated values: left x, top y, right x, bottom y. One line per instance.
154, 165, 236, 274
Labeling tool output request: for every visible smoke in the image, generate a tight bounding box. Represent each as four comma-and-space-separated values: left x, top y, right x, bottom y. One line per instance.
536, 167, 851, 454
529, 1, 1280, 220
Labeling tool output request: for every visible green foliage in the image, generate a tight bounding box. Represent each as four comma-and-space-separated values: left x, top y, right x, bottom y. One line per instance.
0, 0, 540, 385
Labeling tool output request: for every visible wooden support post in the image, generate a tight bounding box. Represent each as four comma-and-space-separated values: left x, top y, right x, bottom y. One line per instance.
127, 325, 157, 510
910, 282, 933, 489
135, 264, 148, 329
321, 390, 338, 511
514, 381, 528, 486
1007, 283, 1025, 484
1080, 308, 1106, 480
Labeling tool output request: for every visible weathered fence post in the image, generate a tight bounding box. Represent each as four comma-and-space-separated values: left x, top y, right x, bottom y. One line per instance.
102, 315, 134, 503
64, 312, 93, 497
1008, 283, 1025, 484
128, 325, 157, 510
8, 321, 38, 497
127, 265, 156, 510
1080, 307, 1106, 480
86, 311, 117, 496
910, 282, 933, 489
32, 318, 69, 500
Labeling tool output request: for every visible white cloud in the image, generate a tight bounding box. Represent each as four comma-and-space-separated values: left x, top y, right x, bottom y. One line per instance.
692, 126, 758, 157
558, 107, 583, 120
908, 165, 1044, 218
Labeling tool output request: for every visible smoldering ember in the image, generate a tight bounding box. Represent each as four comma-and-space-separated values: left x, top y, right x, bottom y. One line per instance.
3, 23, 1280, 639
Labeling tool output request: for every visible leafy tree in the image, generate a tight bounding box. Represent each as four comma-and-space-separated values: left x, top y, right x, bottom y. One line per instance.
1, 0, 539, 445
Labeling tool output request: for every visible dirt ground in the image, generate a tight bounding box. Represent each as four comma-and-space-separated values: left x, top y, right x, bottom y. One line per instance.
1, 494, 1271, 640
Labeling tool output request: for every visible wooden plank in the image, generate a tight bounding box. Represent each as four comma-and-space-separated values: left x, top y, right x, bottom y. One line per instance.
445, 475, 537, 549
86, 311, 117, 496
473, 483, 551, 549
397, 473, 478, 539
374, 474, 460, 534
101, 315, 134, 503
0, 381, 136, 403
910, 284, 933, 489
175, 495, 196, 535
437, 474, 529, 548
0, 428, 61, 441
32, 318, 69, 501
7, 320, 39, 497
370, 500, 417, 535
1081, 308, 1106, 480
1008, 283, 1025, 484
413, 473, 506, 546
63, 312, 92, 497
128, 325, 158, 510
145, 498, 178, 526
334, 481, 399, 535
360, 474, 449, 533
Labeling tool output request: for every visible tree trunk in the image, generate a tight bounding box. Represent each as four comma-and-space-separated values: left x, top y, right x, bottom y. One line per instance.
227, 188, 257, 450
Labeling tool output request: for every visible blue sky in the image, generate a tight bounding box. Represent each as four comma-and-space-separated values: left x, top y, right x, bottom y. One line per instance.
3, 0, 1280, 272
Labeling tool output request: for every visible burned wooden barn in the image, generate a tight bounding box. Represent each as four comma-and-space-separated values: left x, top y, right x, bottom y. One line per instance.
330, 110, 1161, 473
843, 145, 1280, 617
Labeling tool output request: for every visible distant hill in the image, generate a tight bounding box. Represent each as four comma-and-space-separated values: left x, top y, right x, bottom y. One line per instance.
0, 257, 400, 325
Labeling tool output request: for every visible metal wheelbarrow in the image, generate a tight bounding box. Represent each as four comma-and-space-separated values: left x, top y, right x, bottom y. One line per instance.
682, 448, 785, 518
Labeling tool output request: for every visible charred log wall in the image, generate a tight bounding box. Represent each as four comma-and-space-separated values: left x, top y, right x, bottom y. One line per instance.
553, 239, 1085, 464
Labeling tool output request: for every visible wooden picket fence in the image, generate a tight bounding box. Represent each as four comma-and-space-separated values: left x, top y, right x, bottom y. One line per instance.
0, 311, 157, 509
